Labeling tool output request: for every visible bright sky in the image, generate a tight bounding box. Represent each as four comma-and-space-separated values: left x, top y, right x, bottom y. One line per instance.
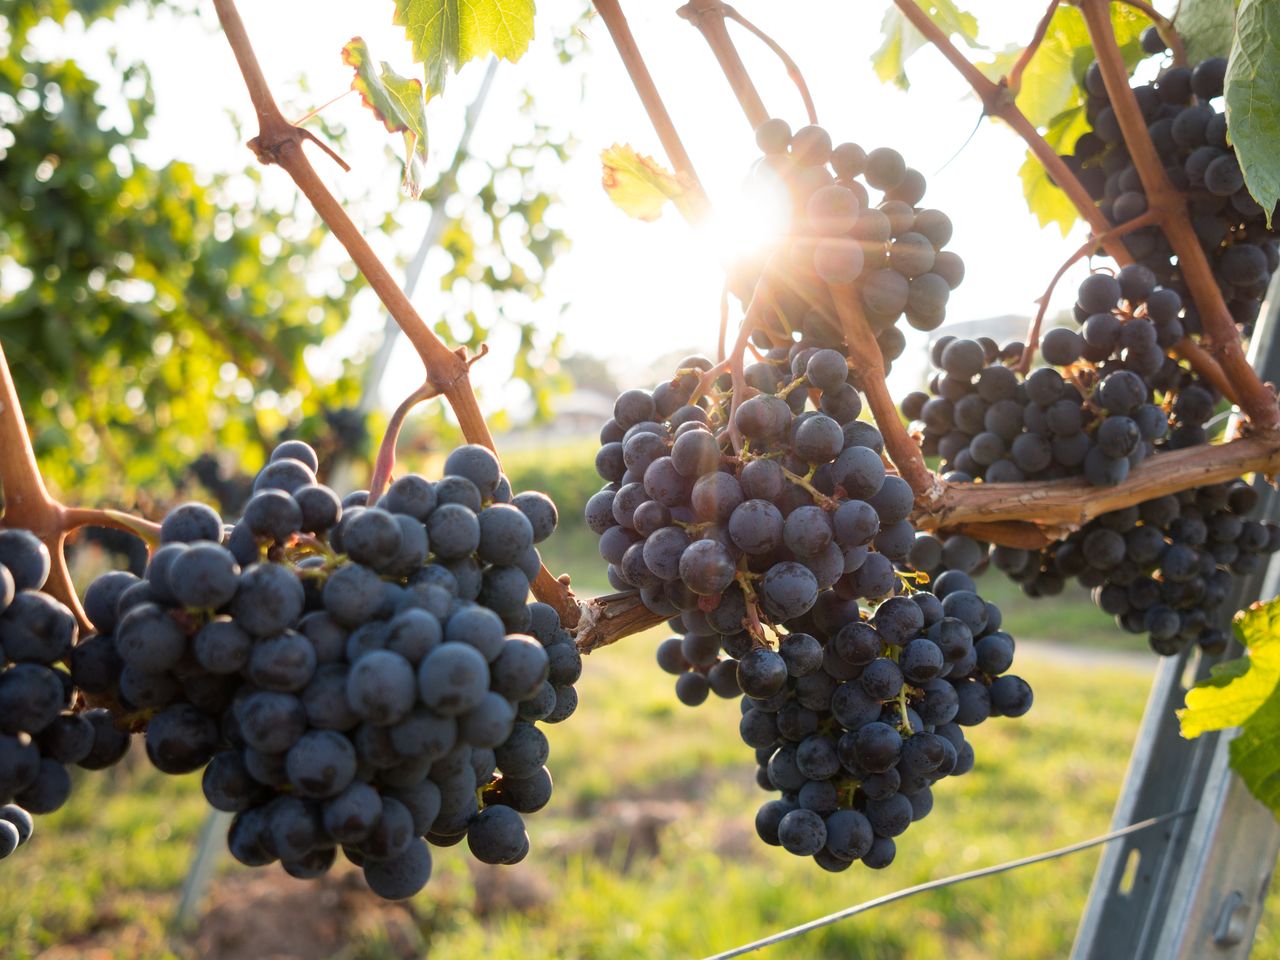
34, 1, 1170, 415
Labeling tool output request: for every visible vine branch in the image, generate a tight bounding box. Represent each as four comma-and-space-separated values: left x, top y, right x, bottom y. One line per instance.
210, 0, 584, 621
921, 434, 1280, 534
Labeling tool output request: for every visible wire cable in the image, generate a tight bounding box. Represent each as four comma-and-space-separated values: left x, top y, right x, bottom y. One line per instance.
702, 806, 1197, 960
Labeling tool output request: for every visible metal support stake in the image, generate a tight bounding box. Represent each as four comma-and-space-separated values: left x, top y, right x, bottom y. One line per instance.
1073, 278, 1280, 959
172, 809, 234, 931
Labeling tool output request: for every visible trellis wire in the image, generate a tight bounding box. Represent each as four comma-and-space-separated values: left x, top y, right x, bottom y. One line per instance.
701, 807, 1197, 960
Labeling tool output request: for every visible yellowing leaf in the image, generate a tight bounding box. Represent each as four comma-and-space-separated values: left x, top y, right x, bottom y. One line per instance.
1018, 106, 1091, 235
873, 1, 981, 90
393, 0, 534, 96
1225, 0, 1280, 227
342, 37, 430, 197
1179, 597, 1280, 819
1180, 597, 1280, 739
600, 145, 694, 222
978, 6, 1147, 129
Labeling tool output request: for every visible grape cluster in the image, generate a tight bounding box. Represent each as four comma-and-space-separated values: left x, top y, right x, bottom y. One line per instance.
1062, 45, 1279, 333
662, 575, 1029, 871
76, 441, 577, 898
588, 348, 1030, 871
589, 348, 910, 625
0, 529, 131, 860
900, 268, 1278, 654
999, 481, 1279, 655
906, 270, 1220, 487
735, 118, 965, 368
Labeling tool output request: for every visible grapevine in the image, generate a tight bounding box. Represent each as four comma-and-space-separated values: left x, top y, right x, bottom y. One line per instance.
1, 0, 1279, 929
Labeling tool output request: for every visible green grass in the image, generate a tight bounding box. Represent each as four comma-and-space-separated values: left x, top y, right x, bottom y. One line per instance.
6, 634, 1279, 959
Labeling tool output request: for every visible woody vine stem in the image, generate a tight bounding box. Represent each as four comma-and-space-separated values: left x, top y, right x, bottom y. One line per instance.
0, 0, 1277, 656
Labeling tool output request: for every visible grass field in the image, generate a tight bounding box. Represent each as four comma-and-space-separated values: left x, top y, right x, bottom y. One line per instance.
6, 440, 1276, 958
6, 631, 1279, 960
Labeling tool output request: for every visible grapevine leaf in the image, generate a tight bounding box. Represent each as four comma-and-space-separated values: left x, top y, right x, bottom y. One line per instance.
1228, 686, 1280, 816
600, 145, 695, 222
1225, 0, 1280, 227
1180, 597, 1280, 739
342, 38, 429, 197
873, 1, 982, 91
1017, 106, 1091, 235
393, 0, 534, 96
981, 7, 1146, 231
1175, 0, 1239, 64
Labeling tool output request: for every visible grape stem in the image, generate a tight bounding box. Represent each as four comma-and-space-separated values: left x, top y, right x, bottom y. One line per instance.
735, 570, 769, 645
1005, 0, 1061, 98
1077, 0, 1280, 433
689, 358, 733, 407
896, 687, 913, 735
59, 508, 162, 545
1016, 209, 1161, 374
677, 0, 772, 129
367, 380, 441, 506
718, 282, 731, 363
1115, 0, 1188, 68
726, 264, 784, 453
775, 463, 840, 511
290, 532, 338, 562
826, 281, 939, 501
714, 4, 819, 125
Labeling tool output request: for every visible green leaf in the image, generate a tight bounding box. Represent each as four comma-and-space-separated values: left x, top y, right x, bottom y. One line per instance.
1228, 684, 1280, 815
1180, 598, 1280, 739
600, 145, 695, 222
1225, 0, 1280, 227
1018, 106, 1091, 235
873, 1, 981, 91
393, 0, 535, 96
1175, 0, 1239, 64
342, 37, 429, 197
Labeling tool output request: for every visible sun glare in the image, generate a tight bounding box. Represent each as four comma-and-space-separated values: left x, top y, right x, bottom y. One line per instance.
704, 162, 794, 267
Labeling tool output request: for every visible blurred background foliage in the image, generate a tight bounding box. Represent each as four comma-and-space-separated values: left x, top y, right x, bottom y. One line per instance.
0, 0, 574, 515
